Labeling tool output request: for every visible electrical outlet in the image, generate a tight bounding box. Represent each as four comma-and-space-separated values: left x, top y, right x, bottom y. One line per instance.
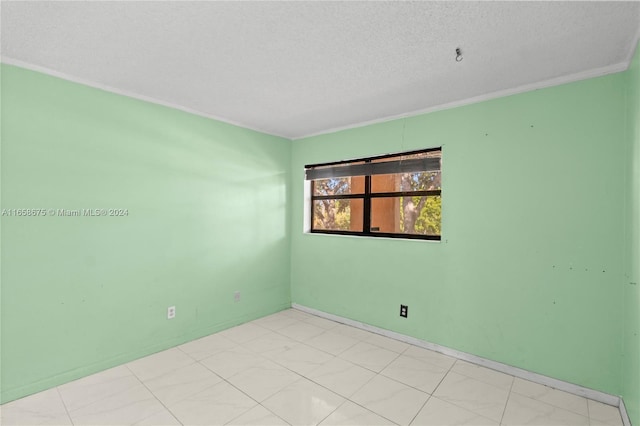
234, 291, 241, 302
400, 304, 408, 318
167, 306, 176, 319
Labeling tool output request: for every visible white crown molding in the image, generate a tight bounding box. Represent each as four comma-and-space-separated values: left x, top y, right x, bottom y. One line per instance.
625, 24, 640, 66
620, 398, 632, 426
0, 57, 290, 140
294, 61, 630, 141
291, 303, 626, 414
2, 54, 633, 143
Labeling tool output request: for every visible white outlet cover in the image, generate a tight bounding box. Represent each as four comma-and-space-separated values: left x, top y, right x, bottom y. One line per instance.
167, 306, 176, 319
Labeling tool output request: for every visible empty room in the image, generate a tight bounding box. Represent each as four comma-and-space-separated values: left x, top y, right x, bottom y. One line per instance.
1, 1, 639, 425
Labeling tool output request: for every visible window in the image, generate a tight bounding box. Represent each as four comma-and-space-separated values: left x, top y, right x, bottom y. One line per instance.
305, 147, 441, 240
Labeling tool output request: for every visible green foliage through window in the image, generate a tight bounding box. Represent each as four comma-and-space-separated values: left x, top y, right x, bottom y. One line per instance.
306, 148, 442, 241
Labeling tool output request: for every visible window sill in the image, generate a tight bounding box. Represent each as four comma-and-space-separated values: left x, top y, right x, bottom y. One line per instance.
303, 230, 442, 243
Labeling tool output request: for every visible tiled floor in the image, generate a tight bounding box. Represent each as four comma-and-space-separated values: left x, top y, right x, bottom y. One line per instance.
1, 308, 625, 426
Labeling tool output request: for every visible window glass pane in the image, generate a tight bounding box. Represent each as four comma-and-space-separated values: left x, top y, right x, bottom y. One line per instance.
308, 148, 441, 240
312, 176, 365, 196
370, 196, 441, 235
370, 171, 441, 193
370, 150, 441, 192
312, 199, 364, 231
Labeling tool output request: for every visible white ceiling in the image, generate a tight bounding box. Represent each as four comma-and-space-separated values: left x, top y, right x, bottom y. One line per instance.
2, 1, 639, 139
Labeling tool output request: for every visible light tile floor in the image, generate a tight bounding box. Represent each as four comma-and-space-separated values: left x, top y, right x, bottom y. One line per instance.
1, 309, 625, 426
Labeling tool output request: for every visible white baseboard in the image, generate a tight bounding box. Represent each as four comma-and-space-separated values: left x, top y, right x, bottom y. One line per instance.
620, 398, 632, 426
291, 303, 630, 425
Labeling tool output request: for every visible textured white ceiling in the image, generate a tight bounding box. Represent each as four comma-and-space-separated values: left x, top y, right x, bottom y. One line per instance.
2, 1, 639, 139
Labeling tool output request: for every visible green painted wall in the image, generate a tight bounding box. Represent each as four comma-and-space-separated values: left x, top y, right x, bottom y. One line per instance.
2, 50, 637, 416
0, 64, 291, 403
624, 40, 640, 425
291, 74, 628, 396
